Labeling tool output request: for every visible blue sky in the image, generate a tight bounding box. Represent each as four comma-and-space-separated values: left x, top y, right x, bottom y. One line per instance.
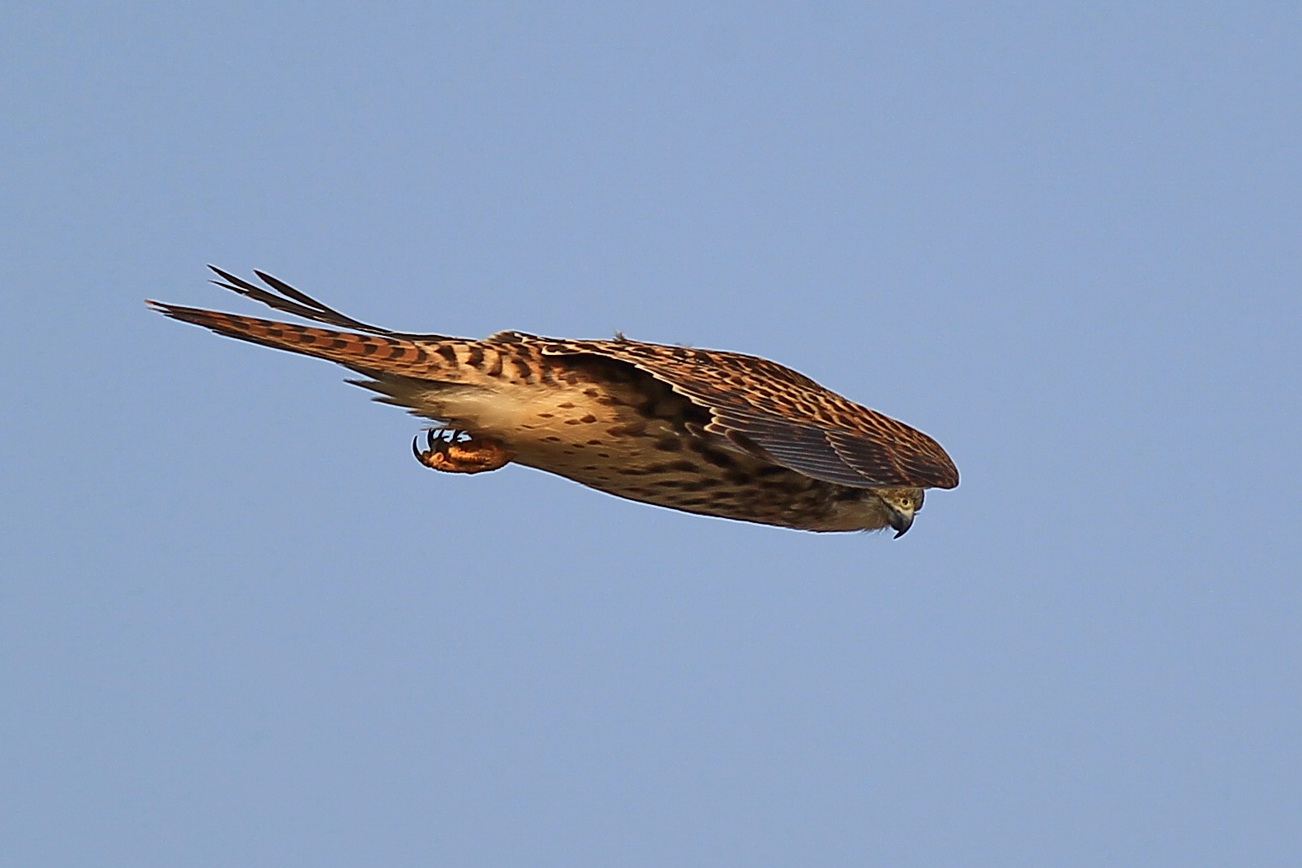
3, 3, 1300, 865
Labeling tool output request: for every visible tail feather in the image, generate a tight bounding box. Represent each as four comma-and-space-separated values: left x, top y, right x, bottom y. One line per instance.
147, 301, 449, 379
203, 267, 454, 341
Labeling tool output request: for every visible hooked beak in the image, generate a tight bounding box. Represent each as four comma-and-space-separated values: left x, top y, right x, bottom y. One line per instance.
886, 506, 914, 538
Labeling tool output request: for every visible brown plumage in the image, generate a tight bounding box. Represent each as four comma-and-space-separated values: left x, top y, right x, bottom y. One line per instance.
150, 268, 958, 534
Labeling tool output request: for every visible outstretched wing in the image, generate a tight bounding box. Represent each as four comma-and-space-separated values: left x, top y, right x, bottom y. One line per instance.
534, 338, 959, 490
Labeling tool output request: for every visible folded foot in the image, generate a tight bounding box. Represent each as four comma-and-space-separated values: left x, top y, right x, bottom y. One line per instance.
412, 429, 515, 474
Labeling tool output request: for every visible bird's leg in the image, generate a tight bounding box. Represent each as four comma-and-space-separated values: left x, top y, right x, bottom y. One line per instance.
412, 428, 515, 474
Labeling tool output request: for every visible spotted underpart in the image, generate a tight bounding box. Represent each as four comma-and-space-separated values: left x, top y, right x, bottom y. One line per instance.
149, 268, 958, 534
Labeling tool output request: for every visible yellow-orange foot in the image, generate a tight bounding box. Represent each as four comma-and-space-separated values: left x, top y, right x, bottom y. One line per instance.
412, 429, 515, 474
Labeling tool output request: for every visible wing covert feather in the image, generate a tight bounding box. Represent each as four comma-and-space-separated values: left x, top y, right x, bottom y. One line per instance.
535, 339, 959, 489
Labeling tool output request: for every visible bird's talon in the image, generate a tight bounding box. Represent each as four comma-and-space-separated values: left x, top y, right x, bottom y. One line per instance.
411, 428, 514, 474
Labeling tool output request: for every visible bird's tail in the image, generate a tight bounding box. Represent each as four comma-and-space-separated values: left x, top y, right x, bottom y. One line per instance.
147, 301, 447, 379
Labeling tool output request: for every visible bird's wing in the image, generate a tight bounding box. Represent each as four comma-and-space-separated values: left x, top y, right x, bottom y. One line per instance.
534, 338, 959, 490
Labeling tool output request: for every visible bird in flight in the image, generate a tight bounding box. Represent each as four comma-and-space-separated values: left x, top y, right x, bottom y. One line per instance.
151, 268, 958, 535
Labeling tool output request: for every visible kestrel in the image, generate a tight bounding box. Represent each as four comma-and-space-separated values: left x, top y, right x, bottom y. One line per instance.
151, 268, 958, 535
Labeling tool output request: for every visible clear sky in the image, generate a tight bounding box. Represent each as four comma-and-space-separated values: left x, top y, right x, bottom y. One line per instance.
3, 3, 1300, 865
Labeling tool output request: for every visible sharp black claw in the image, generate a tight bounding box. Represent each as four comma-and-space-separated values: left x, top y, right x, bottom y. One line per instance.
412, 434, 425, 462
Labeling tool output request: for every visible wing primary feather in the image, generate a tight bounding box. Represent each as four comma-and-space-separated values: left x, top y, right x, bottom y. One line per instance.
826, 428, 958, 489
711, 410, 895, 487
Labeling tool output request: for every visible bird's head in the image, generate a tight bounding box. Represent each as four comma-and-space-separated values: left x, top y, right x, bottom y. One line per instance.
873, 487, 925, 537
